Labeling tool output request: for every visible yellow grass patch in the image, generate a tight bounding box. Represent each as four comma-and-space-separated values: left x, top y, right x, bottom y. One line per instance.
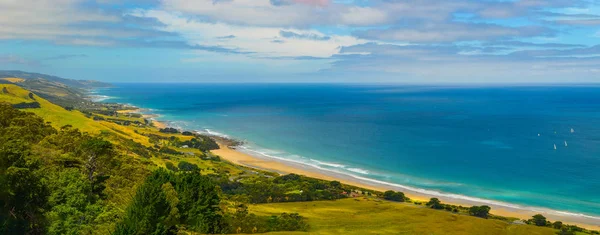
1, 77, 25, 83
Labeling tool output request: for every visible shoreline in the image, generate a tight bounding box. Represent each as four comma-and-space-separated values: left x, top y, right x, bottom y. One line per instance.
211, 142, 600, 230
91, 91, 600, 230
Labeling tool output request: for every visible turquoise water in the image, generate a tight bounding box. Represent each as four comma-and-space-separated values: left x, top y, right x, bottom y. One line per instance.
98, 83, 600, 217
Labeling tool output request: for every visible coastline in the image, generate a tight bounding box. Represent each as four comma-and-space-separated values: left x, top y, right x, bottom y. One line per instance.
211, 142, 600, 230
92, 92, 600, 230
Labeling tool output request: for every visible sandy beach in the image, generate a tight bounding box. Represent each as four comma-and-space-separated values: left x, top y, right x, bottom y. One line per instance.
152, 120, 167, 129
211, 143, 600, 230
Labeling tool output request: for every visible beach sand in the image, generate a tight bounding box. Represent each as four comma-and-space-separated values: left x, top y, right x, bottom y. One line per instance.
152, 120, 167, 129
211, 143, 600, 230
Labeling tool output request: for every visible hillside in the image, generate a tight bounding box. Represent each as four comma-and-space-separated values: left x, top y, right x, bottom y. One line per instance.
0, 78, 593, 235
0, 70, 111, 89
0, 70, 111, 109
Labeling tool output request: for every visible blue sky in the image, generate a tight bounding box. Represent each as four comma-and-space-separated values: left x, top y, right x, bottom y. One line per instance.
1, 0, 599, 83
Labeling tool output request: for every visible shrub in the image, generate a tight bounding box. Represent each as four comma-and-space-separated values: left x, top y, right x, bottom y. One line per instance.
165, 162, 178, 172
178, 161, 200, 172
468, 205, 491, 218
426, 198, 444, 209
382, 190, 405, 202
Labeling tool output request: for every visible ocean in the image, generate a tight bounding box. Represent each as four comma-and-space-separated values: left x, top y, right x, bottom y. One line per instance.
97, 83, 600, 218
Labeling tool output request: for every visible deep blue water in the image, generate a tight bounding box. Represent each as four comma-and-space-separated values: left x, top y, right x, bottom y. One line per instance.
98, 83, 600, 216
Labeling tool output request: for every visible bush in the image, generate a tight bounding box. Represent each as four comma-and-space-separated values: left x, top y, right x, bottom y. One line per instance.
383, 190, 405, 202
159, 128, 179, 134
12, 102, 41, 109
468, 205, 491, 218
531, 214, 547, 226
165, 162, 178, 172
159, 147, 181, 155
426, 198, 444, 209
178, 161, 200, 172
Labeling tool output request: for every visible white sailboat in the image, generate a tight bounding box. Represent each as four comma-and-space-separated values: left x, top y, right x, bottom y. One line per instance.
571, 128, 575, 133
554, 144, 557, 150
564, 141, 568, 147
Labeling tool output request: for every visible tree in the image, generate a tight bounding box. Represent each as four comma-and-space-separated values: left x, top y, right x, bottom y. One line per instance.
113, 169, 175, 235
468, 205, 491, 218
177, 161, 199, 172
531, 214, 547, 226
174, 171, 223, 233
553, 221, 563, 229
426, 198, 444, 209
0, 104, 54, 234
78, 138, 115, 198
45, 169, 102, 234
79, 138, 114, 182
383, 190, 405, 202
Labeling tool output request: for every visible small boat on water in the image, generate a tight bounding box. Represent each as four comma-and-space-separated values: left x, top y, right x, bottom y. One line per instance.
564, 141, 568, 147
554, 144, 557, 150
571, 128, 575, 133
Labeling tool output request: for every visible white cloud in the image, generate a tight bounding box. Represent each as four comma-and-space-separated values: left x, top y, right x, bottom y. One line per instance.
0, 0, 118, 40
131, 9, 367, 57
159, 0, 389, 27
339, 6, 388, 26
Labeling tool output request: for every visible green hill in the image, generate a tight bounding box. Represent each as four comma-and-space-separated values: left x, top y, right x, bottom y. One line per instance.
0, 70, 110, 109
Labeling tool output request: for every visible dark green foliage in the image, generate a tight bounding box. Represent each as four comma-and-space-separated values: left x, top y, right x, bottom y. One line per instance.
174, 171, 223, 233
383, 190, 405, 202
182, 131, 194, 136
12, 101, 41, 109
92, 116, 105, 121
531, 214, 547, 226
2, 87, 7, 93
159, 147, 181, 155
123, 139, 153, 158
115, 169, 224, 234
113, 169, 176, 235
224, 204, 308, 233
177, 161, 199, 172
64, 106, 74, 111
217, 173, 349, 204
426, 198, 444, 209
267, 213, 309, 232
165, 162, 178, 171
45, 169, 102, 234
180, 136, 219, 152
28, 92, 35, 100
468, 205, 491, 218
0, 104, 55, 234
553, 221, 563, 229
159, 128, 179, 134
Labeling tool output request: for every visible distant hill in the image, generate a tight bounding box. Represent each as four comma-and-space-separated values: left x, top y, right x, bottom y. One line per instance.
0, 70, 111, 89
0, 70, 112, 109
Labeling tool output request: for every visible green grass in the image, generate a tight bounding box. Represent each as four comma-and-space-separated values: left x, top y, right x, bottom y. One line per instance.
249, 198, 557, 235
1, 84, 151, 144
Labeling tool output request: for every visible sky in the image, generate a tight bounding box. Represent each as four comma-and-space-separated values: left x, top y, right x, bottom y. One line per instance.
1, 0, 600, 83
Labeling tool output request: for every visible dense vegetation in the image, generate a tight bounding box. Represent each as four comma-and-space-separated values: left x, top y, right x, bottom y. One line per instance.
0, 104, 311, 234
0, 103, 148, 234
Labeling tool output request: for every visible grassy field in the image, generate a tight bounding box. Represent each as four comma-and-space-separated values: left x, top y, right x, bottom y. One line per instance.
249, 198, 557, 235
0, 84, 150, 144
